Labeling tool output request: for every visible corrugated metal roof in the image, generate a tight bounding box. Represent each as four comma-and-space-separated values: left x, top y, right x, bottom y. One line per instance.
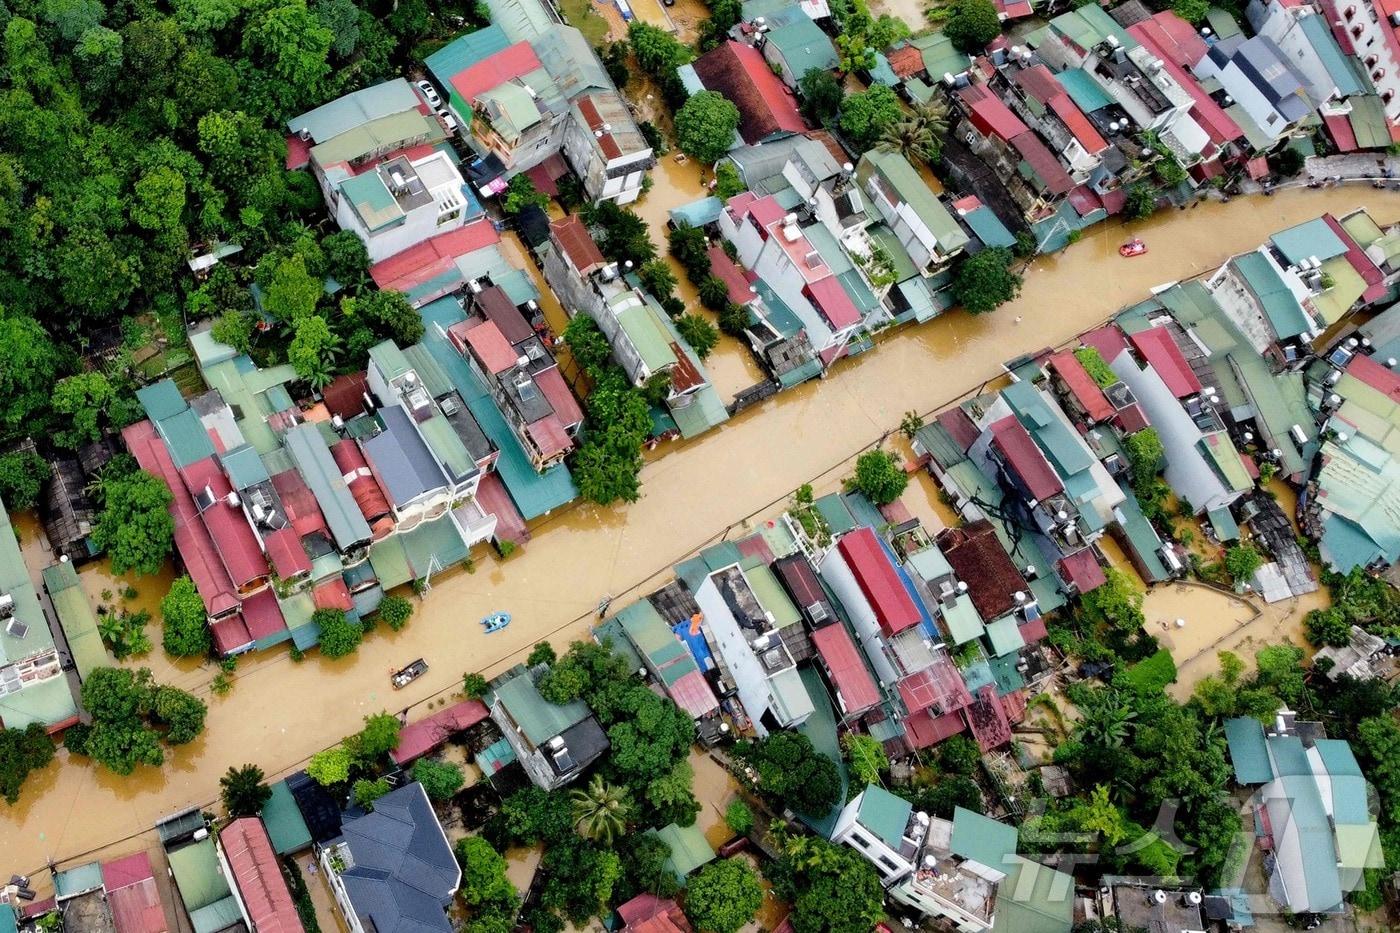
854, 786, 913, 848
1224, 717, 1273, 783
285, 424, 374, 550
494, 670, 590, 744
260, 781, 312, 856
837, 528, 923, 636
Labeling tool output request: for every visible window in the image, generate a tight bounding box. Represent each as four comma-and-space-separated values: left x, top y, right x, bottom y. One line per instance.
852, 833, 871, 849
437, 208, 461, 226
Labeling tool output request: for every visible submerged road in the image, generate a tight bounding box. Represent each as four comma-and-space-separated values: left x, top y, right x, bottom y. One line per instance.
4, 188, 1396, 872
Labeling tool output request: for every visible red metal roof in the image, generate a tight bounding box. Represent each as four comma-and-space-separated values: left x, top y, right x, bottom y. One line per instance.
1245, 156, 1270, 180
103, 854, 166, 933
1129, 326, 1201, 398
211, 615, 253, 655
391, 699, 490, 765
806, 276, 862, 330
938, 407, 981, 453
285, 134, 311, 171
1046, 351, 1114, 422
958, 84, 1027, 141
271, 470, 329, 540
1013, 64, 1063, 105
935, 521, 1027, 622
263, 528, 311, 579
476, 285, 533, 345
1009, 131, 1074, 195
239, 588, 288, 642
124, 421, 240, 617
1128, 22, 1241, 147
331, 439, 393, 527
708, 246, 755, 305
463, 320, 520, 374
618, 895, 693, 933
991, 415, 1063, 501
370, 221, 499, 294
476, 471, 527, 544
1098, 186, 1128, 216
667, 669, 720, 719
1057, 549, 1107, 593
535, 366, 584, 430
1348, 353, 1400, 402
451, 41, 542, 101
551, 216, 606, 275
1115, 403, 1151, 434
837, 528, 923, 636
221, 818, 305, 933
903, 708, 966, 749
810, 622, 881, 716
312, 578, 353, 613
1066, 185, 1101, 217
1324, 113, 1360, 153
1080, 325, 1129, 362
668, 342, 706, 394
967, 684, 1012, 751
887, 45, 926, 79
322, 372, 370, 421
1049, 95, 1108, 155
692, 42, 806, 144
896, 653, 973, 715
526, 415, 572, 458
1018, 615, 1048, 644
186, 452, 274, 591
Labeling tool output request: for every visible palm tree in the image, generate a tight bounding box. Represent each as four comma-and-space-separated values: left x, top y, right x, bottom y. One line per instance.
876, 101, 950, 164
570, 774, 630, 844
221, 764, 272, 817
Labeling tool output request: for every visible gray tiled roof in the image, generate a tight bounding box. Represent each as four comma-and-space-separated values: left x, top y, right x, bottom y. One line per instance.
362, 406, 448, 507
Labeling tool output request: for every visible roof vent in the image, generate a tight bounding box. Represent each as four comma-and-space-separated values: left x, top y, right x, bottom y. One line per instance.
5, 617, 28, 639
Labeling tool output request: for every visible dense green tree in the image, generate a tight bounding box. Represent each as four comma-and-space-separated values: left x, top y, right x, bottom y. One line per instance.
315, 608, 363, 658
463, 671, 489, 699
377, 594, 413, 631
0, 451, 51, 510
1122, 182, 1157, 220
1123, 428, 1164, 493
944, 0, 1001, 52
606, 689, 696, 783
843, 733, 888, 787
839, 84, 902, 151
353, 776, 392, 809
735, 731, 841, 816
876, 100, 948, 164
502, 174, 548, 214
412, 757, 465, 800
643, 760, 701, 827
1224, 544, 1264, 583
0, 723, 56, 804
527, 641, 557, 667
536, 837, 621, 925
668, 222, 710, 277
351, 711, 401, 763
161, 576, 212, 658
350, 289, 423, 347
240, 0, 335, 116
211, 310, 256, 354
585, 200, 657, 268
486, 785, 575, 848
51, 371, 114, 448
684, 859, 762, 933
952, 247, 1022, 314
848, 449, 908, 505
1305, 607, 1351, 648
289, 314, 341, 388
617, 833, 680, 901
675, 91, 740, 164
570, 774, 631, 843
676, 313, 718, 360
768, 834, 884, 933
152, 685, 207, 744
308, 745, 352, 785
78, 667, 192, 775
798, 68, 843, 124
724, 800, 754, 835
220, 764, 272, 817
1078, 568, 1144, 633
627, 20, 692, 76
93, 468, 175, 576
457, 835, 518, 910
0, 315, 62, 437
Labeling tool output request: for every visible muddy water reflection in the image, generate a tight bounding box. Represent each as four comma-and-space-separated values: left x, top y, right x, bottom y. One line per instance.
2, 189, 1395, 871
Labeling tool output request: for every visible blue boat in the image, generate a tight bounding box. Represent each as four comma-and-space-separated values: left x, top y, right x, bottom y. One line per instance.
482, 612, 511, 633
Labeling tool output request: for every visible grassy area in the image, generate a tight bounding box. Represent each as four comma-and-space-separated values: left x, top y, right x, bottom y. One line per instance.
560, 0, 611, 45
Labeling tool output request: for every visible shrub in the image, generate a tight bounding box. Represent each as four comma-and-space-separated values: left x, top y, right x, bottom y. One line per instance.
315, 609, 363, 658
848, 449, 908, 506
412, 758, 466, 800
378, 595, 413, 631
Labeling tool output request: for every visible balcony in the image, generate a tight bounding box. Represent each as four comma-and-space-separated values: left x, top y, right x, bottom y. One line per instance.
452, 498, 498, 547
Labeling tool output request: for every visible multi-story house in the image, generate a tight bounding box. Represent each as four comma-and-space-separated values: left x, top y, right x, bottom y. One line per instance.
561, 91, 656, 205
333, 151, 473, 263
855, 150, 970, 275
1333, 0, 1400, 126
490, 667, 609, 789
953, 83, 1077, 224
1193, 35, 1314, 148
1001, 63, 1111, 184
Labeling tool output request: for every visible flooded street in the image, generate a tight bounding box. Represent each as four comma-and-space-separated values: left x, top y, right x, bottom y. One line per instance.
2, 189, 1395, 872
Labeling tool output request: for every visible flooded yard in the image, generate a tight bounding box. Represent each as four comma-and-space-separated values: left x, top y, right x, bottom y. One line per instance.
2, 189, 1395, 874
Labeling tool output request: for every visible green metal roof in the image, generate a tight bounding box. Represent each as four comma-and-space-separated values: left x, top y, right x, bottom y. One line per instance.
855, 785, 913, 848
276, 590, 316, 631
0, 904, 15, 933
1312, 256, 1368, 325
1001, 380, 1095, 480
813, 493, 857, 535
858, 150, 969, 254
989, 652, 1026, 694
1233, 251, 1311, 341
906, 546, 953, 582
425, 25, 511, 84
767, 17, 838, 77
992, 856, 1074, 933
261, 780, 313, 854
310, 111, 444, 167
199, 359, 297, 455
220, 444, 270, 491
795, 665, 848, 837
984, 616, 1026, 656
1044, 7, 1135, 55
869, 225, 919, 283
1271, 218, 1348, 267
1205, 7, 1242, 38
648, 823, 716, 880
157, 407, 217, 468
0, 497, 68, 727
189, 898, 243, 933
745, 564, 802, 628
1113, 481, 1170, 582
419, 414, 476, 481
288, 78, 422, 141
1198, 433, 1252, 492
341, 172, 402, 232
770, 666, 816, 723
369, 340, 413, 381
618, 303, 678, 373
402, 344, 454, 399
669, 384, 730, 439
168, 838, 232, 913
494, 671, 591, 745
940, 598, 986, 645
1224, 717, 1273, 783
480, 82, 543, 138
1054, 69, 1113, 112
136, 380, 187, 421
0, 675, 77, 731
950, 807, 1018, 869
42, 561, 106, 681
401, 515, 469, 576
1299, 14, 1366, 97
914, 32, 970, 82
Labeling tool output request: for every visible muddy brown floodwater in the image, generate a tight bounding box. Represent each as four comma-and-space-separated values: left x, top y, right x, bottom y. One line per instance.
2, 189, 1395, 874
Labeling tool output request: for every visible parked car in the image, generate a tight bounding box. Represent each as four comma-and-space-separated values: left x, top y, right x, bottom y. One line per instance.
416, 80, 442, 108
438, 108, 459, 135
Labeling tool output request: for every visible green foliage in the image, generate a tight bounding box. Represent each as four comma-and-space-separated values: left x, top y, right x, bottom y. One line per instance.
353, 777, 392, 809
724, 799, 754, 835
152, 684, 207, 744
1270, 147, 1305, 178
52, 371, 115, 448
843, 733, 888, 787
944, 0, 1001, 51
351, 711, 401, 764
1305, 607, 1351, 648
584, 199, 659, 274
528, 641, 557, 667
80, 667, 203, 775
847, 449, 908, 506
839, 84, 902, 151
570, 773, 631, 843
1073, 347, 1116, 388
1122, 182, 1158, 220
735, 731, 842, 816
99, 607, 153, 659
1358, 715, 1400, 825
684, 858, 762, 933
220, 763, 271, 817
0, 450, 51, 511
93, 468, 175, 576
628, 20, 693, 75
937, 735, 982, 775
1119, 649, 1177, 693
898, 773, 982, 817
565, 316, 652, 505
876, 100, 948, 165
457, 835, 519, 917
161, 575, 212, 658
347, 289, 425, 348
308, 745, 353, 786
0, 723, 56, 804
289, 314, 341, 388
412, 757, 465, 800
323, 230, 370, 286
1124, 428, 1165, 495
1192, 650, 1281, 722
377, 594, 413, 631
212, 310, 256, 354
1223, 544, 1263, 584
676, 313, 719, 360
713, 162, 746, 200
798, 67, 843, 124
675, 91, 740, 164
953, 247, 1022, 314
485, 785, 575, 848
643, 759, 701, 828
536, 837, 622, 925
638, 259, 679, 303
1078, 568, 1145, 633
1172, 0, 1209, 22
767, 834, 884, 933
502, 174, 548, 214
463, 672, 489, 700
315, 608, 362, 658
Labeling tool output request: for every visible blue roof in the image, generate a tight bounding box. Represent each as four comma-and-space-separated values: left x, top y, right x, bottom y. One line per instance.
419, 297, 576, 518
362, 406, 448, 506
1314, 739, 1370, 825
1271, 217, 1349, 267
670, 196, 724, 228
673, 618, 715, 672
1054, 68, 1113, 112
1233, 252, 1312, 340
1224, 717, 1273, 784
963, 205, 1017, 249
1298, 15, 1367, 97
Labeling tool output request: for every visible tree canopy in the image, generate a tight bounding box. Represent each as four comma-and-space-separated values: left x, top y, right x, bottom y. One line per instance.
93, 467, 175, 576
315, 607, 363, 658
944, 0, 1002, 52
675, 91, 740, 164
734, 731, 842, 816
79, 667, 206, 774
683, 859, 762, 933
0, 723, 56, 804
848, 449, 908, 506
220, 763, 271, 817
952, 247, 1022, 314
839, 84, 902, 151
161, 575, 212, 657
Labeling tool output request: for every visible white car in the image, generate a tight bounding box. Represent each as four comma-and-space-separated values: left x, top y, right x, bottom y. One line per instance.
438, 108, 459, 134
416, 80, 442, 108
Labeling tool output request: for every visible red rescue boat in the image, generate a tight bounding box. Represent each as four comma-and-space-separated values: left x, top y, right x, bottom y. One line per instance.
1119, 238, 1148, 258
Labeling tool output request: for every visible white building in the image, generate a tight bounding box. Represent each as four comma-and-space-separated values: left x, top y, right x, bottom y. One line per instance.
1194, 35, 1314, 146
334, 151, 470, 263
1340, 0, 1400, 121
